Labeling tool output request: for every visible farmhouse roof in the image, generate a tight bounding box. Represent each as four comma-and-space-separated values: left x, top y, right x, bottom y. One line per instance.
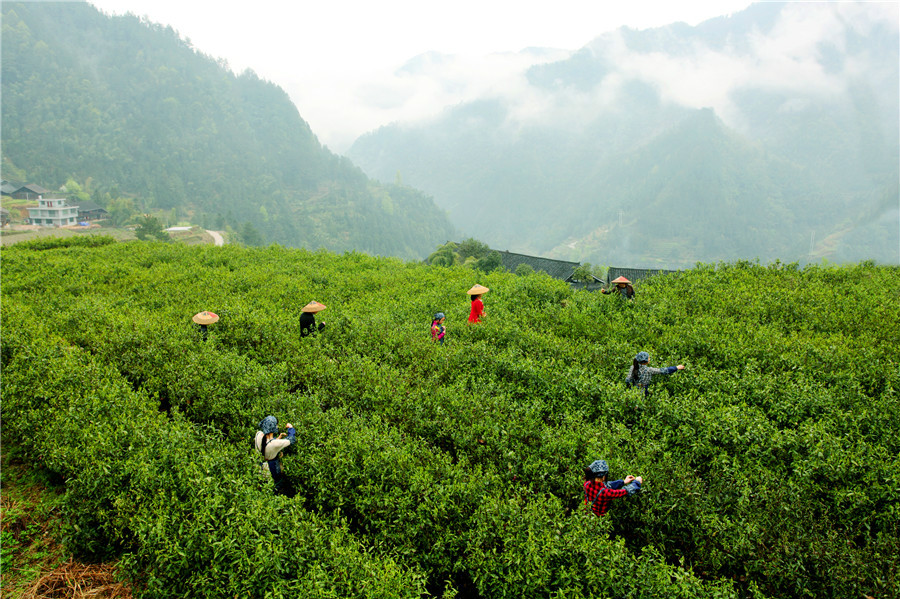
498, 250, 583, 281
1, 180, 22, 195
14, 183, 50, 195
76, 200, 107, 213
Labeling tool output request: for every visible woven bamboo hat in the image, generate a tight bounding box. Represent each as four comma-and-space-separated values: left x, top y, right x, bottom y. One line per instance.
610, 276, 631, 284
301, 301, 327, 314
192, 311, 219, 325
467, 284, 490, 295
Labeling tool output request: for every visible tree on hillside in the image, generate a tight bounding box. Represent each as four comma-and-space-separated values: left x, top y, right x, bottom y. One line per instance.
134, 214, 168, 241
240, 222, 265, 247
63, 179, 91, 204
457, 238, 490, 261
571, 263, 606, 283
428, 242, 458, 266
475, 250, 502, 273
515, 263, 535, 276
107, 197, 136, 226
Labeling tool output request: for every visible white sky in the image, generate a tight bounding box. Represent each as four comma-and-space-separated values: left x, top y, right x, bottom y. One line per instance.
85, 0, 761, 151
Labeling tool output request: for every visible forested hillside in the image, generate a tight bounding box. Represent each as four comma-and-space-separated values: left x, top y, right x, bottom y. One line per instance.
0, 2, 455, 258
347, 2, 899, 267
2, 237, 898, 598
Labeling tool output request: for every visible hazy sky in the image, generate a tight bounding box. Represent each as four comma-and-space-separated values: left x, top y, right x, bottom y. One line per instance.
86, 0, 758, 151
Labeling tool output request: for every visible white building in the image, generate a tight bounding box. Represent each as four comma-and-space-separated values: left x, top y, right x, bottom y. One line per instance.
27, 196, 79, 227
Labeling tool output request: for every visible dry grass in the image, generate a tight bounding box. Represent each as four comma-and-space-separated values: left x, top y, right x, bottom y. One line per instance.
20, 561, 132, 599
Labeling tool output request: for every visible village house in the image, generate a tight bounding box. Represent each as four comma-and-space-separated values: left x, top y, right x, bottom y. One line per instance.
26, 196, 79, 227
9, 183, 51, 200
0, 180, 19, 197
75, 200, 109, 221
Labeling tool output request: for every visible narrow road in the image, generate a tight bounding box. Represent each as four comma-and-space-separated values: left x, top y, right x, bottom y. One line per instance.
206, 230, 224, 246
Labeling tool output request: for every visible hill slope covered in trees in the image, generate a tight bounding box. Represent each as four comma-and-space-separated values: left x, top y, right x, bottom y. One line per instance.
1, 2, 455, 258
2, 236, 898, 598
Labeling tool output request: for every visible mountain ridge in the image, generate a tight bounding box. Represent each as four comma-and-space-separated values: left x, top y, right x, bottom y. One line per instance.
347, 2, 899, 267
1, 1, 456, 259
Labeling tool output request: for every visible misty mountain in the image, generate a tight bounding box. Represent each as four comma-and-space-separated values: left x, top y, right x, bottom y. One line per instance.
347, 2, 899, 267
1, 1, 456, 259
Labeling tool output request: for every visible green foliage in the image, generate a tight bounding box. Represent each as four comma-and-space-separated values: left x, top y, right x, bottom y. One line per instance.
514, 263, 535, 276
474, 250, 502, 273
12, 234, 117, 250
1, 241, 898, 599
106, 196, 137, 226
456, 237, 490, 261
134, 214, 169, 242
570, 262, 604, 283
428, 241, 458, 267
428, 238, 499, 272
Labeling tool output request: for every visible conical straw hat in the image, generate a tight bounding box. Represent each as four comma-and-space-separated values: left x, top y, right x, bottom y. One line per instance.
467, 284, 490, 295
610, 276, 631, 284
192, 311, 219, 325
301, 301, 327, 313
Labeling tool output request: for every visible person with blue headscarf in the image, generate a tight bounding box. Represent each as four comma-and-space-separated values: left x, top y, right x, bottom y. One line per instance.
255, 415, 296, 493
625, 351, 684, 395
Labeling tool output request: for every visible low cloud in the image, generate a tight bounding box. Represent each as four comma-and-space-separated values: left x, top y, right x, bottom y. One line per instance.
327, 2, 896, 151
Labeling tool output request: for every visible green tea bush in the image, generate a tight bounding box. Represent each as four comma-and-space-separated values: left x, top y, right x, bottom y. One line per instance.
1, 239, 897, 598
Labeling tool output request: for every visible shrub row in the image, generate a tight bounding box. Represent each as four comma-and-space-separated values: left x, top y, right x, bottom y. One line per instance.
1, 240, 898, 598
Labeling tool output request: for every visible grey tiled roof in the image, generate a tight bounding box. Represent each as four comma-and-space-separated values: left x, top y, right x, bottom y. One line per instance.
75, 200, 107, 213
14, 183, 50, 195
498, 250, 581, 281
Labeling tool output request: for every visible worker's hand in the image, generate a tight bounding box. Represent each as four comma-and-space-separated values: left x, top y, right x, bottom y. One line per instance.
285, 423, 294, 429
635, 476, 643, 484
676, 364, 685, 370
278, 432, 287, 439
624, 475, 636, 484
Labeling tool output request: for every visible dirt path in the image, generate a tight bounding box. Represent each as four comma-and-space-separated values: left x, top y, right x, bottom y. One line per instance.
206, 230, 225, 246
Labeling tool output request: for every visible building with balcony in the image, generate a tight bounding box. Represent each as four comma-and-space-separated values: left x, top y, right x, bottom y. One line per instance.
27, 196, 79, 227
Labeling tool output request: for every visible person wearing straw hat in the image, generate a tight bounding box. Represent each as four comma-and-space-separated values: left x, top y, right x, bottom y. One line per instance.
467, 284, 489, 324
192, 311, 219, 341
300, 301, 326, 337
601, 276, 635, 300
431, 312, 446, 345
625, 351, 685, 396
255, 415, 296, 494
583, 459, 642, 516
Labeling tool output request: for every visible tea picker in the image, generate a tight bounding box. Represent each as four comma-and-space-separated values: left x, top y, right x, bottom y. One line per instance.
601, 276, 635, 300
254, 415, 296, 495
300, 301, 326, 337
467, 284, 489, 324
192, 310, 219, 341
431, 312, 446, 344
625, 351, 685, 396
583, 459, 643, 516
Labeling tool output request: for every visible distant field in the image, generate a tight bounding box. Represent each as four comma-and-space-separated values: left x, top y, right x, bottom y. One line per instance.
0, 225, 214, 246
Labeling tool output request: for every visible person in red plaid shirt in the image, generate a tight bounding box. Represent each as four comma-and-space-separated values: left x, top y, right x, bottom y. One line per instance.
583, 459, 643, 516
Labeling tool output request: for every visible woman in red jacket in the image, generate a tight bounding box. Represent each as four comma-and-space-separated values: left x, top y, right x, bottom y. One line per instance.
467, 284, 489, 323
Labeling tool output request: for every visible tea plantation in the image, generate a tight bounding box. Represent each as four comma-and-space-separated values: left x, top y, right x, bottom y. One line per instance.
1, 237, 897, 598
